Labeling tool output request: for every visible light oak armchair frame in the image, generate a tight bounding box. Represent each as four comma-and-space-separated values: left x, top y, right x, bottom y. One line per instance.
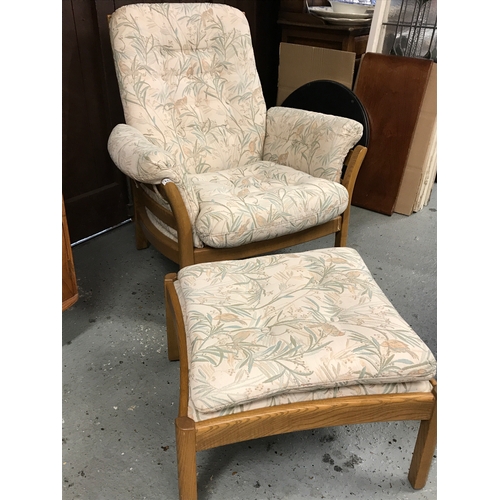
165, 273, 437, 500
107, 3, 368, 270
133, 146, 366, 269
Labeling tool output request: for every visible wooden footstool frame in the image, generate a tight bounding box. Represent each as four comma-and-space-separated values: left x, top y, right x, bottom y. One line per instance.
165, 274, 437, 500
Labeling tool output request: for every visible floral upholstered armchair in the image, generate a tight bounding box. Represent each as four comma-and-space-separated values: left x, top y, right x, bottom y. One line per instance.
107, 3, 368, 268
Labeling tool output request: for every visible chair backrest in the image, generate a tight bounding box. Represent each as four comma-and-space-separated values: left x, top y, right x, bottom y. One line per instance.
109, 3, 267, 174
281, 80, 370, 147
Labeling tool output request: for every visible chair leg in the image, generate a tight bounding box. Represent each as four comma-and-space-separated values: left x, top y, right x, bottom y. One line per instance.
335, 210, 350, 247
176, 416, 198, 500
130, 184, 150, 250
133, 213, 150, 250
408, 389, 437, 489
335, 227, 347, 247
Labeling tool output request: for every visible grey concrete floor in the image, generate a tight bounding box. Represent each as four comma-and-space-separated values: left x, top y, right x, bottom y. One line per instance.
62, 186, 437, 500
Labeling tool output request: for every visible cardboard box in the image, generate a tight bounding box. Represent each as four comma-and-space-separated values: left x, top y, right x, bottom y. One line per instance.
413, 123, 437, 212
276, 43, 356, 105
393, 62, 437, 215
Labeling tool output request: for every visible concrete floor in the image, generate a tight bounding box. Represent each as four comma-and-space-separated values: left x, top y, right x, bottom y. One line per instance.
62, 186, 437, 500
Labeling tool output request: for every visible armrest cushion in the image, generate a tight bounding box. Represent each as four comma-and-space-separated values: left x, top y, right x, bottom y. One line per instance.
108, 124, 200, 226
263, 107, 363, 183
108, 124, 182, 184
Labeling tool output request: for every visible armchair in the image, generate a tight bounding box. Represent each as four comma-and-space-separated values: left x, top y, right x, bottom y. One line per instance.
108, 3, 367, 268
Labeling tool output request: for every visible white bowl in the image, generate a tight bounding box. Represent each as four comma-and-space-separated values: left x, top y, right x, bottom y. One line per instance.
328, 1, 374, 16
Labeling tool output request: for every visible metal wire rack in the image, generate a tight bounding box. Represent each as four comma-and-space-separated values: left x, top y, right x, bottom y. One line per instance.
383, 0, 437, 61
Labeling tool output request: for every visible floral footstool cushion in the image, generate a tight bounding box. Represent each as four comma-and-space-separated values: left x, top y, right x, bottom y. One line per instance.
173, 247, 437, 422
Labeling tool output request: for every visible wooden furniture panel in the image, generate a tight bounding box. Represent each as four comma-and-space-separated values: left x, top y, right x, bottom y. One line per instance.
279, 20, 369, 56
277, 2, 371, 94
62, 197, 78, 311
352, 53, 435, 215
278, 1, 369, 54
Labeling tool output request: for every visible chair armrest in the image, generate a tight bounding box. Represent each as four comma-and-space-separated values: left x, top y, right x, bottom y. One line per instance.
334, 144, 368, 247
108, 124, 182, 184
108, 124, 200, 230
342, 145, 367, 198
263, 107, 363, 183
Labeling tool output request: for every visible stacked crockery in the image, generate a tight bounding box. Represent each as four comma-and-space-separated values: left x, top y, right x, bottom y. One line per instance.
308, 0, 375, 25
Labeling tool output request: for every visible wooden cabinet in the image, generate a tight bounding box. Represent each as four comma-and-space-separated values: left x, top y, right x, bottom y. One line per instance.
278, 18, 370, 56
278, 1, 370, 61
62, 197, 78, 311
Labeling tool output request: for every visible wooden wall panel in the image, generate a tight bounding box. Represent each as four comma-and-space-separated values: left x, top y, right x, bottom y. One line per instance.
62, 0, 130, 242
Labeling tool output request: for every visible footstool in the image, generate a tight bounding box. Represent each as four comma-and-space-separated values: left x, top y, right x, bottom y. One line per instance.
164, 248, 437, 500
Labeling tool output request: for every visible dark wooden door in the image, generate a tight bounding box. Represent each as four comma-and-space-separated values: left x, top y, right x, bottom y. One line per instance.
62, 0, 130, 243
62, 0, 280, 243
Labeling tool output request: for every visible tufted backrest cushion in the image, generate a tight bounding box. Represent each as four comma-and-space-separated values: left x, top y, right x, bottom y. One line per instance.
109, 3, 266, 174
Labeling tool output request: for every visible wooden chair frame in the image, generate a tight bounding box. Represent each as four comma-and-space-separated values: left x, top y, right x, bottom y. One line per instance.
133, 145, 367, 269
164, 273, 437, 500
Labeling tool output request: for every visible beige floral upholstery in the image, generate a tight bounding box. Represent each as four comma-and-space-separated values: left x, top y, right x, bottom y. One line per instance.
191, 162, 349, 248
174, 248, 437, 422
263, 107, 363, 184
107, 3, 363, 249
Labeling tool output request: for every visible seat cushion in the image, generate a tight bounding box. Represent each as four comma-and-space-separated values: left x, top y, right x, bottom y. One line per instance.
190, 161, 349, 248
175, 248, 437, 420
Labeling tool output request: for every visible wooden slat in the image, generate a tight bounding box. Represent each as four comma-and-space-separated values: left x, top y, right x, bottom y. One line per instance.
193, 218, 342, 265
195, 391, 436, 451
137, 185, 178, 230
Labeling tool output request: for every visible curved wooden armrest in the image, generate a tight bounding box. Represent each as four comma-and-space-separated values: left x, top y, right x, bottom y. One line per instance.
341, 145, 368, 199
335, 145, 368, 247
157, 181, 196, 268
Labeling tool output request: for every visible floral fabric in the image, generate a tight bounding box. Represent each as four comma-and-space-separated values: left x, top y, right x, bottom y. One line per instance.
108, 125, 201, 246
108, 3, 364, 248
264, 107, 363, 184
109, 3, 266, 174
191, 161, 349, 248
175, 248, 436, 419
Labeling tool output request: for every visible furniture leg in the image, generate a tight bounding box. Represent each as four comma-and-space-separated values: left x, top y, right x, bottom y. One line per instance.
165, 274, 180, 361
132, 185, 150, 250
335, 213, 349, 247
134, 220, 150, 250
408, 385, 437, 489
176, 416, 198, 500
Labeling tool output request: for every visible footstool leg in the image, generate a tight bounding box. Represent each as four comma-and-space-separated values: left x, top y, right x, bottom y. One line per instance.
165, 275, 180, 361
176, 416, 198, 500
166, 308, 180, 362
408, 386, 437, 489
